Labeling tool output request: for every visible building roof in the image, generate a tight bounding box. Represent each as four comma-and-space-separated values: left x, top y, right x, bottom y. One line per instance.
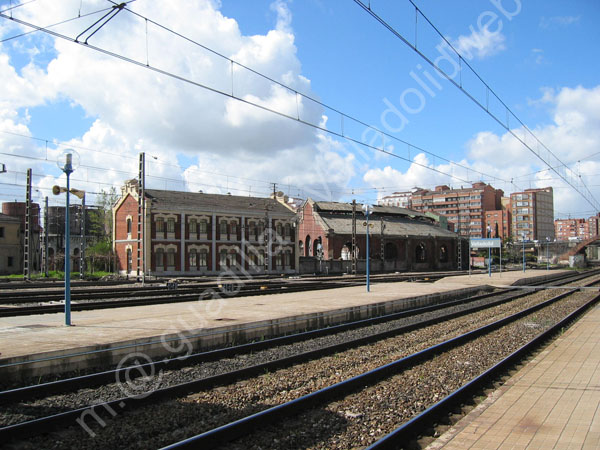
144, 189, 295, 217
312, 201, 431, 220
317, 213, 457, 238
0, 213, 21, 223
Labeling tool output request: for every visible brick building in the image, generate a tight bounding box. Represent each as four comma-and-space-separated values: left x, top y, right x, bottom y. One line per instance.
554, 216, 600, 242
113, 181, 298, 276
510, 187, 554, 242
298, 199, 466, 272
484, 207, 511, 240
410, 182, 503, 238
1, 201, 41, 274
0, 213, 22, 274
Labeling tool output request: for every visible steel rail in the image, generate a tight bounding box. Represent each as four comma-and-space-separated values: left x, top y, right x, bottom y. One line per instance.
0, 282, 576, 442
365, 293, 600, 449
159, 288, 591, 449
0, 271, 589, 401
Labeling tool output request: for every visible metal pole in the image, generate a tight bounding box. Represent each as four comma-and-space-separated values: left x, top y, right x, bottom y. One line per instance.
80, 194, 85, 279
65, 169, 72, 326
366, 212, 370, 292
488, 246, 491, 277
522, 238, 525, 272
546, 240, 549, 270
44, 197, 48, 277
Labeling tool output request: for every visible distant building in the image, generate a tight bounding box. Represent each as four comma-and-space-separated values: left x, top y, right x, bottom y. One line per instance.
511, 187, 554, 242
113, 180, 298, 276
1, 202, 41, 274
0, 213, 22, 274
298, 199, 466, 272
410, 182, 504, 238
378, 190, 416, 209
484, 208, 511, 239
555, 214, 600, 242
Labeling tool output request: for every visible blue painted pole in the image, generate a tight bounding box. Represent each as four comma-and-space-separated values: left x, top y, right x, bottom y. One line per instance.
522, 239, 526, 272
366, 213, 370, 292
488, 247, 491, 277
64, 161, 73, 326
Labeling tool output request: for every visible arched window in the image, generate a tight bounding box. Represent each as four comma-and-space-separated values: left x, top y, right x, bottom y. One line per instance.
167, 218, 175, 233
156, 248, 164, 268
189, 248, 197, 268
199, 249, 208, 268
439, 245, 449, 263
219, 249, 228, 268
220, 221, 228, 236
299, 240, 304, 256
126, 248, 132, 272
199, 220, 208, 234
126, 218, 132, 234
305, 235, 311, 257
284, 224, 291, 239
230, 221, 237, 237
189, 219, 197, 235
416, 243, 427, 262
156, 218, 164, 233
276, 223, 283, 238
228, 249, 237, 267
167, 248, 175, 267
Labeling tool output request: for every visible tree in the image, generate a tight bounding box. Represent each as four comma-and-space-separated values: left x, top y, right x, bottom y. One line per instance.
86, 187, 119, 273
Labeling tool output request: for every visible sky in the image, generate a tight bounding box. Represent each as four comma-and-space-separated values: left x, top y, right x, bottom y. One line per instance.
0, 0, 599, 219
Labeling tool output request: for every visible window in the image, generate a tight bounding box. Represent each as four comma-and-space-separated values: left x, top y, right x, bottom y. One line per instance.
228, 249, 237, 267
416, 243, 426, 262
284, 250, 291, 267
127, 248, 132, 272
7, 256, 13, 267
189, 248, 197, 267
275, 252, 282, 267
167, 218, 175, 233
199, 249, 208, 268
220, 249, 228, 267
189, 219, 197, 234
199, 220, 207, 234
249, 222, 257, 238
276, 223, 283, 237
0, 227, 3, 238
220, 221, 227, 235
156, 248, 164, 267
284, 224, 291, 239
230, 222, 237, 236
439, 245, 448, 263
127, 218, 132, 234
167, 248, 175, 267
156, 218, 164, 233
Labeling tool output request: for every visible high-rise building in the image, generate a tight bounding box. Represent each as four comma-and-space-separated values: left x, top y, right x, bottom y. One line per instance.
410, 182, 503, 238
510, 187, 554, 242
378, 190, 416, 209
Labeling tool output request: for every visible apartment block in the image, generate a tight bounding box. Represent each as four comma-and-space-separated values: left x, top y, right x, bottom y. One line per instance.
378, 190, 415, 209
555, 215, 600, 242
484, 207, 512, 239
511, 187, 554, 242
410, 182, 503, 238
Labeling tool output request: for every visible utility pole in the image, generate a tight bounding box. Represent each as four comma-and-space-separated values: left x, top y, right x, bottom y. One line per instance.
351, 199, 357, 275
24, 168, 32, 280
80, 194, 86, 279
380, 218, 386, 266
271, 182, 277, 197
44, 196, 48, 277
137, 152, 145, 283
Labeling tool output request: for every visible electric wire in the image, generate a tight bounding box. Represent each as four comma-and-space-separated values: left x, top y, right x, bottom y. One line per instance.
352, 0, 599, 211
0, 5, 512, 190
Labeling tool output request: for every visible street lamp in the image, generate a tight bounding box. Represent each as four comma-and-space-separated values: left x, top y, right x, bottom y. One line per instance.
56, 149, 80, 326
521, 232, 526, 273
362, 204, 372, 292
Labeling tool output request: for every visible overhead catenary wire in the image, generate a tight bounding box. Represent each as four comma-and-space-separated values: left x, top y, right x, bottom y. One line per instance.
0, 4, 515, 193
351, 0, 599, 211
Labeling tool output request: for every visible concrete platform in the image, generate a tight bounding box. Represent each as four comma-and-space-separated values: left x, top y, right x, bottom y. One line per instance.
428, 302, 600, 449
0, 270, 567, 381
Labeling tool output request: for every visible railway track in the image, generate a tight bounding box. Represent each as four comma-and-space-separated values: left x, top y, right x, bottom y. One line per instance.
0, 270, 479, 317
0, 270, 597, 449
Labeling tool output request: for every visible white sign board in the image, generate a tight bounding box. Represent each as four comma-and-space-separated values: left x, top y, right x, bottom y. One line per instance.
470, 238, 501, 249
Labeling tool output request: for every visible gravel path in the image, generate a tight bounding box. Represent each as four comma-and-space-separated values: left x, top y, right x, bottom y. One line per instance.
3, 281, 597, 450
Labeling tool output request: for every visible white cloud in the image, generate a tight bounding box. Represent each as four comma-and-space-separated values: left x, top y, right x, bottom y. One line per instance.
363, 85, 600, 217
451, 26, 506, 60
0, 0, 355, 204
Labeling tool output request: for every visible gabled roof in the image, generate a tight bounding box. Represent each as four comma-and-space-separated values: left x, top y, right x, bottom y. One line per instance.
144, 189, 295, 217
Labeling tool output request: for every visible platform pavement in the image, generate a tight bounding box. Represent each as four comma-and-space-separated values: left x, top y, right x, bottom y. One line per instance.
0, 269, 565, 364
428, 303, 600, 450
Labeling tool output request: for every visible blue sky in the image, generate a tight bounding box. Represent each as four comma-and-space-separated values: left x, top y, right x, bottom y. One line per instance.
1, 0, 599, 219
